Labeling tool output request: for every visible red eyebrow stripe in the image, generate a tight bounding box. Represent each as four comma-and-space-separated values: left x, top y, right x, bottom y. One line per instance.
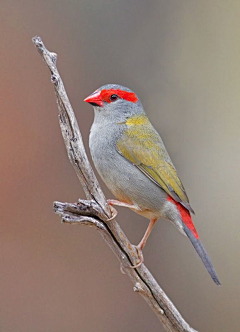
101, 89, 138, 103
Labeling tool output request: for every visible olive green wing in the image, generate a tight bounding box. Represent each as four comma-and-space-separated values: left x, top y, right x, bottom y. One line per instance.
117, 125, 194, 213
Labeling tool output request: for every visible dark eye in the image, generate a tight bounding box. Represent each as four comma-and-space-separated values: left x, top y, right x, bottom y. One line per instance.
110, 94, 118, 101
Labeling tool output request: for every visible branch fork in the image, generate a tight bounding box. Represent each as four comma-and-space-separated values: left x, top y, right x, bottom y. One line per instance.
32, 35, 197, 332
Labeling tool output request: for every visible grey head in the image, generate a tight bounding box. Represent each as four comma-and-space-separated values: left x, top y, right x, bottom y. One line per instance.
84, 84, 145, 123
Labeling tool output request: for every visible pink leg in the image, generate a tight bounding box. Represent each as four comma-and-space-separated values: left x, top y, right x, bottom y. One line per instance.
137, 218, 158, 250
107, 199, 140, 221
107, 199, 138, 209
131, 218, 158, 269
108, 199, 157, 269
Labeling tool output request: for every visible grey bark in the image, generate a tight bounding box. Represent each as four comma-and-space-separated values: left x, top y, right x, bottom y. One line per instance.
32, 35, 197, 332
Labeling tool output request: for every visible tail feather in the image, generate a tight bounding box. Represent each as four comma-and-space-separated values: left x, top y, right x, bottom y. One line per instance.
183, 224, 221, 285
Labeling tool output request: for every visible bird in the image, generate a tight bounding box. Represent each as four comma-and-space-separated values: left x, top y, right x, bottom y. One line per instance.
84, 84, 220, 285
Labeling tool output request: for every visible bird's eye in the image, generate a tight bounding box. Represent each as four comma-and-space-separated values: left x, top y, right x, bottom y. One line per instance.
110, 94, 118, 101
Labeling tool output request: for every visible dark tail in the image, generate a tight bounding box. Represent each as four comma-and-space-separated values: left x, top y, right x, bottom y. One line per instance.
183, 224, 221, 285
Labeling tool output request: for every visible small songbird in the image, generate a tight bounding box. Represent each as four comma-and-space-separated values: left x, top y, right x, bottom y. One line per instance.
84, 84, 220, 285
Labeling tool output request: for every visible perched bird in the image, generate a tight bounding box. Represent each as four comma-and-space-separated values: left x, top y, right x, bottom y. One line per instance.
84, 84, 220, 285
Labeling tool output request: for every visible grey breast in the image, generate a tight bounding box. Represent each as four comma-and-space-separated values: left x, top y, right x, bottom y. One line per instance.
89, 119, 167, 213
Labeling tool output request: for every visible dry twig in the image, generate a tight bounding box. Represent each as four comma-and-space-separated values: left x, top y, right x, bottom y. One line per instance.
32, 35, 197, 332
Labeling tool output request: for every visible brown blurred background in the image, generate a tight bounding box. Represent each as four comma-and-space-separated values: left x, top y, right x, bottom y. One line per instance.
1, 1, 240, 331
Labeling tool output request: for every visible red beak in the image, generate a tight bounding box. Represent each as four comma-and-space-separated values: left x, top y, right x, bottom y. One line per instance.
84, 91, 103, 107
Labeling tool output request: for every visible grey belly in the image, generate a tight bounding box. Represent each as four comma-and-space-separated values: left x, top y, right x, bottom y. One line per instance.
90, 136, 167, 215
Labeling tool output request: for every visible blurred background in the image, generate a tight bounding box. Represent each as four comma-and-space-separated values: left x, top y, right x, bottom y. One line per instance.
1, 1, 240, 331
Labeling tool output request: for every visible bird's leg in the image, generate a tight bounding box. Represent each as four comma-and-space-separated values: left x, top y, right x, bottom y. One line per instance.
107, 199, 157, 269
137, 218, 158, 250
130, 218, 158, 269
107, 199, 139, 221
107, 199, 137, 209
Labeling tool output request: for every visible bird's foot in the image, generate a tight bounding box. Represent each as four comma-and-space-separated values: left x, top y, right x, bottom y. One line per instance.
129, 245, 144, 269
106, 205, 118, 221
119, 245, 143, 272
107, 199, 136, 209
107, 198, 136, 221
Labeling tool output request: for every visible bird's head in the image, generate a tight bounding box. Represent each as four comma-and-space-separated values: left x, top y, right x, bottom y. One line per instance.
84, 84, 144, 122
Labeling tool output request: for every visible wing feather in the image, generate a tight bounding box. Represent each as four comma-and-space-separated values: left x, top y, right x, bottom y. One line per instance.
117, 119, 194, 214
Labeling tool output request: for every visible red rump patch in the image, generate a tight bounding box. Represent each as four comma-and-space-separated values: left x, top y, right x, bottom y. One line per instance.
167, 196, 199, 239
101, 89, 138, 103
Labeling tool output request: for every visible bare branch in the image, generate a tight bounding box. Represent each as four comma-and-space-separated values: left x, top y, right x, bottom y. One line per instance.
32, 35, 197, 332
